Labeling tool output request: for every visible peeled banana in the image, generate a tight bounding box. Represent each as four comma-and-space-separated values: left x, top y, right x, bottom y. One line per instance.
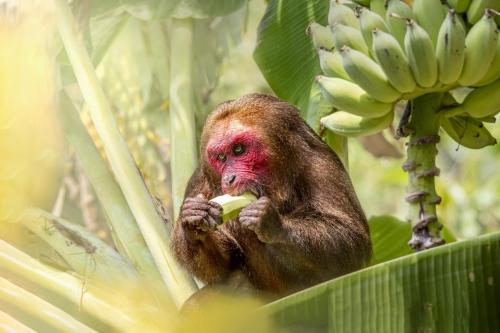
210, 193, 257, 223
372, 28, 416, 93
339, 46, 401, 103
308, 22, 334, 50
317, 75, 394, 118
458, 10, 498, 87
435, 10, 466, 85
405, 19, 438, 88
321, 110, 395, 137
331, 24, 369, 55
441, 116, 497, 149
318, 49, 351, 80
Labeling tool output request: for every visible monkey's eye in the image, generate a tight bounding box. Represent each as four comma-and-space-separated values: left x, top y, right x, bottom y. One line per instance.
232, 144, 246, 156
216, 153, 227, 162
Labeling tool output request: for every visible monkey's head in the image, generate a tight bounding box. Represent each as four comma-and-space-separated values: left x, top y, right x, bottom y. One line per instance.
200, 94, 309, 206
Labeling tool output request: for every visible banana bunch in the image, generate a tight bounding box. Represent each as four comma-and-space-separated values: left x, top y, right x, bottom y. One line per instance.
309, 0, 499, 147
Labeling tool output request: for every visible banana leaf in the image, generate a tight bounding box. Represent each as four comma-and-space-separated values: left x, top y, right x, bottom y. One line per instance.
264, 231, 500, 332
253, 0, 327, 112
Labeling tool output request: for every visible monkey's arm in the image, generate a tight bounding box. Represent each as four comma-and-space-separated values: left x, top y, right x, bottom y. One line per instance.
171, 224, 241, 283
239, 197, 371, 279
171, 168, 242, 284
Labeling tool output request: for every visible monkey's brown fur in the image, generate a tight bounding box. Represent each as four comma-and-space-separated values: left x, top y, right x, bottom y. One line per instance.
172, 93, 371, 297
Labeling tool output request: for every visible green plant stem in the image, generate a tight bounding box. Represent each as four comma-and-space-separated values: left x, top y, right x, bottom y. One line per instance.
404, 93, 444, 251
21, 208, 139, 285
169, 18, 198, 219
59, 93, 170, 303
0, 310, 36, 333
55, 0, 196, 307
0, 277, 97, 333
0, 239, 141, 331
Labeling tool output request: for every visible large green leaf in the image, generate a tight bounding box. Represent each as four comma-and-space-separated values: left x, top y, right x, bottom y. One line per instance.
369, 215, 414, 265
369, 215, 457, 265
264, 231, 499, 332
253, 0, 328, 112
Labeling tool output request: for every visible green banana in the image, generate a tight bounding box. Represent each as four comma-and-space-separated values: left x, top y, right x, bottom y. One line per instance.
308, 22, 335, 51
475, 35, 500, 86
444, 78, 500, 118
435, 9, 466, 85
317, 75, 394, 117
210, 193, 257, 223
321, 110, 395, 137
318, 49, 351, 80
386, 0, 415, 47
329, 0, 360, 28
404, 19, 438, 88
331, 24, 369, 55
458, 10, 498, 87
448, 0, 472, 13
441, 116, 497, 149
370, 0, 387, 17
412, 0, 448, 46
372, 28, 416, 93
339, 46, 401, 102
467, 0, 500, 25
358, 7, 390, 51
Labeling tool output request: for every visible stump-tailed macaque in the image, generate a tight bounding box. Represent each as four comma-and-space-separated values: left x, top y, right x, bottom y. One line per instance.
172, 94, 371, 297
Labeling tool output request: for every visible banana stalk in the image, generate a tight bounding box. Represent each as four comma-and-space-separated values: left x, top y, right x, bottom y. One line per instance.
404, 94, 444, 251
54, 0, 196, 307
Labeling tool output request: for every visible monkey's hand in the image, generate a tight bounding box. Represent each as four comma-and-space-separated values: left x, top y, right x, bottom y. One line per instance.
239, 196, 285, 244
180, 194, 222, 240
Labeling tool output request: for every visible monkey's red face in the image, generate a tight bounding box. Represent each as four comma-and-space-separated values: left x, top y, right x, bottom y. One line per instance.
206, 122, 270, 196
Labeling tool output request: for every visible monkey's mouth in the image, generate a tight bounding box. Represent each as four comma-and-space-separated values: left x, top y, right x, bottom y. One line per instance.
227, 183, 264, 198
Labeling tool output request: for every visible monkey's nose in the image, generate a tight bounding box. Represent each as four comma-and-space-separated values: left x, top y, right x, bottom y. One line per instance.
223, 174, 236, 186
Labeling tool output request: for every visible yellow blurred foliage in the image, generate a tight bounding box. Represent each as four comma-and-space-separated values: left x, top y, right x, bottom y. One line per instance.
0, 1, 64, 222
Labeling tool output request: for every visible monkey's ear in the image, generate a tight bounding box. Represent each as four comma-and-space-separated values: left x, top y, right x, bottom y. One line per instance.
196, 193, 206, 200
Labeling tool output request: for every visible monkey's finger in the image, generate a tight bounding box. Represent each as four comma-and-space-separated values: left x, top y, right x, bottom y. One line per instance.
239, 209, 264, 218
181, 209, 208, 219
207, 206, 222, 218
183, 216, 205, 228
207, 200, 223, 210
205, 215, 219, 229
185, 196, 208, 204
240, 217, 260, 230
182, 201, 213, 211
